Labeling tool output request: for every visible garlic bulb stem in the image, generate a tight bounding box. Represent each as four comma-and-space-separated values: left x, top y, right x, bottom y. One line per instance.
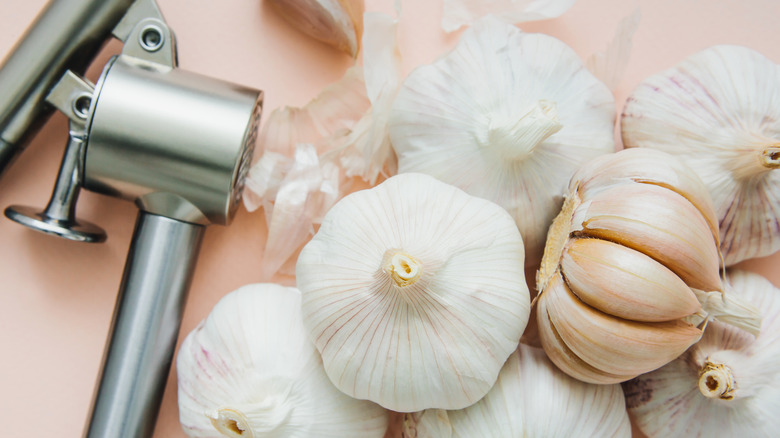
730, 143, 780, 180
477, 100, 563, 161
384, 250, 423, 287
698, 362, 736, 400
209, 408, 256, 438
761, 146, 780, 168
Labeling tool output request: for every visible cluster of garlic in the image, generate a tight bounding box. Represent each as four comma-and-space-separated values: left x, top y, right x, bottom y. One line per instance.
296, 173, 530, 412
389, 15, 616, 267
624, 269, 780, 437
621, 45, 780, 265
176, 284, 389, 437
402, 344, 631, 437
535, 148, 760, 384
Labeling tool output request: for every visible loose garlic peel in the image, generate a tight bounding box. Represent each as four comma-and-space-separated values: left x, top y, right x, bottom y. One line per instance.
624, 269, 780, 437
536, 148, 761, 384
296, 173, 530, 412
402, 344, 631, 437
621, 45, 780, 265
267, 0, 364, 57
389, 16, 615, 268
176, 284, 389, 437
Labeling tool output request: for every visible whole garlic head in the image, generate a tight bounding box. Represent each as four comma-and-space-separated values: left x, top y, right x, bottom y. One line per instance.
176, 284, 389, 437
536, 148, 760, 384
621, 45, 780, 265
295, 173, 530, 412
403, 344, 631, 437
388, 15, 615, 267
624, 269, 780, 437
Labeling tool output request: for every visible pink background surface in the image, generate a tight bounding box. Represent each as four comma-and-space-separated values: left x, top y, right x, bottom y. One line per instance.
1, 0, 778, 437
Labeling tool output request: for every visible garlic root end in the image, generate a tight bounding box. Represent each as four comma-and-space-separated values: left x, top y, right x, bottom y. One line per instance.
209, 408, 255, 438
698, 362, 736, 400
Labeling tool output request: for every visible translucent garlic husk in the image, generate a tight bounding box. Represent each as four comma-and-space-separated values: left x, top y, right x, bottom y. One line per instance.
536, 148, 761, 384
267, 0, 364, 57
388, 15, 615, 267
401, 344, 631, 437
176, 284, 389, 437
621, 45, 780, 265
440, 0, 577, 33
295, 173, 530, 412
623, 269, 780, 437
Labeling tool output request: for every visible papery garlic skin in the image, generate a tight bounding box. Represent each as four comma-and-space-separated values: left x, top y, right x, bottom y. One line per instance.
296, 173, 530, 412
621, 45, 780, 265
176, 284, 389, 437
403, 344, 630, 437
389, 16, 615, 267
267, 0, 364, 57
441, 0, 577, 33
624, 269, 780, 437
536, 148, 760, 385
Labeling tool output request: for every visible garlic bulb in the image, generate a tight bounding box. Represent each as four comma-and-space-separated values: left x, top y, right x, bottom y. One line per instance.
267, 0, 364, 57
176, 283, 389, 437
295, 173, 530, 412
441, 0, 577, 33
536, 148, 760, 384
621, 45, 780, 265
402, 344, 631, 437
624, 269, 780, 437
388, 16, 615, 267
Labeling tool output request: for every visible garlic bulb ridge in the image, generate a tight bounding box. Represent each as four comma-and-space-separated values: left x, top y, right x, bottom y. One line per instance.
621, 44, 780, 265
296, 173, 530, 412
176, 284, 389, 437
389, 15, 615, 267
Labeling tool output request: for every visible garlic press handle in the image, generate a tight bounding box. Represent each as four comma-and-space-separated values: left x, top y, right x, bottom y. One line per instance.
85, 211, 204, 438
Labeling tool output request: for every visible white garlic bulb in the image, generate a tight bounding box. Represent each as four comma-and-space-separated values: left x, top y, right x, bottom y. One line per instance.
176, 283, 389, 437
621, 45, 780, 265
402, 344, 631, 437
388, 16, 615, 267
295, 173, 530, 412
536, 148, 760, 384
267, 0, 364, 57
624, 269, 780, 437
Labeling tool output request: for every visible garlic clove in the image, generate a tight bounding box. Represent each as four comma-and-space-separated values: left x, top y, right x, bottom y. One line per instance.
267, 0, 364, 57
296, 173, 530, 412
621, 45, 780, 265
573, 182, 722, 292
571, 147, 720, 242
537, 273, 636, 385
544, 271, 702, 377
561, 237, 701, 322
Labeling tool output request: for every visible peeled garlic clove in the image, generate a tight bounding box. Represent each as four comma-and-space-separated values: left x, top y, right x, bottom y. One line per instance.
621, 45, 780, 265
405, 344, 631, 437
296, 173, 530, 412
537, 273, 636, 384
176, 284, 389, 437
571, 147, 720, 241
267, 0, 364, 57
561, 238, 701, 322
574, 182, 722, 292
543, 271, 702, 377
624, 269, 780, 437
388, 15, 615, 267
